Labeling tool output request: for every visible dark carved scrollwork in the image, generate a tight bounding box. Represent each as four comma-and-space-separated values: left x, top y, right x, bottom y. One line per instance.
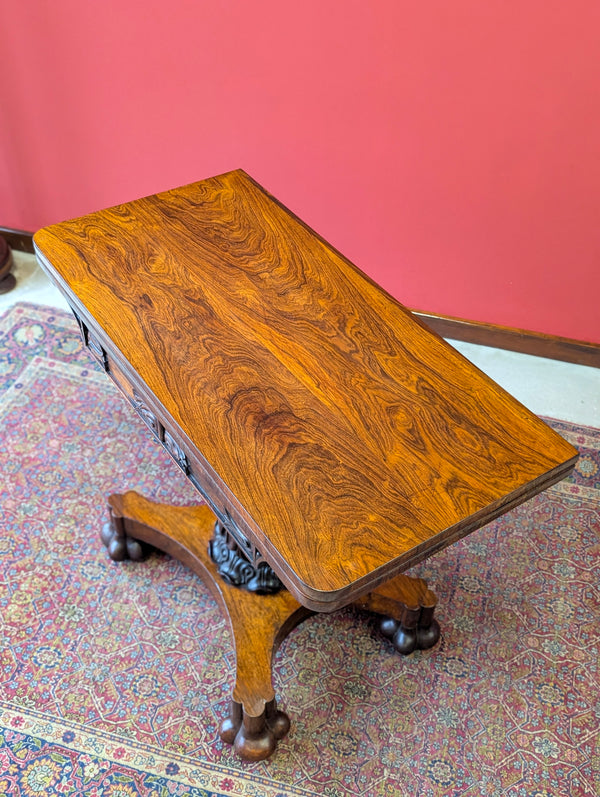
164, 430, 190, 475
208, 522, 284, 594
130, 392, 191, 476
131, 389, 161, 440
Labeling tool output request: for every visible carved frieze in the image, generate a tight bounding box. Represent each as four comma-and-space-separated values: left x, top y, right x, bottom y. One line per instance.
131, 389, 161, 440
70, 305, 283, 595
208, 522, 284, 594
164, 430, 190, 475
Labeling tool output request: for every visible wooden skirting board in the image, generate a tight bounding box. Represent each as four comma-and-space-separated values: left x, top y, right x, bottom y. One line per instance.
413, 311, 600, 369
3, 225, 598, 368
1, 226, 35, 254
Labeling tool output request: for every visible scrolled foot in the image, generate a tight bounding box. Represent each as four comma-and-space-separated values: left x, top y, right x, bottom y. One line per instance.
219, 699, 290, 761
100, 516, 152, 562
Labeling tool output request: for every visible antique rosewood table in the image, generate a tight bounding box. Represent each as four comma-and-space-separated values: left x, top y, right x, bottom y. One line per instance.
34, 170, 578, 760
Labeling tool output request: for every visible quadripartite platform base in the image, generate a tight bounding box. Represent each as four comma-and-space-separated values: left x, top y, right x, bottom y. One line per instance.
101, 492, 440, 760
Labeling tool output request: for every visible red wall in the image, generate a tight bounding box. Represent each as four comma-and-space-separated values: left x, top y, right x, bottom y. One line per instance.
2, 1, 599, 342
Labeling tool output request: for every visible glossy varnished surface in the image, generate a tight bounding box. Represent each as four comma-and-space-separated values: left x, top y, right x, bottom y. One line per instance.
34, 170, 578, 608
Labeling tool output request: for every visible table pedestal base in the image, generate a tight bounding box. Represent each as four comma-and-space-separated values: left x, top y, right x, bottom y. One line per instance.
101, 491, 440, 760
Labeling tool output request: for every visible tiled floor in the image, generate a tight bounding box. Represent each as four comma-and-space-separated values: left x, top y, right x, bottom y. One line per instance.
3, 250, 599, 427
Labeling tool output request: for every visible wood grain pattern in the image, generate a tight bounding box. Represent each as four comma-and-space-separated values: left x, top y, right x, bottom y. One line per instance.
5, 226, 599, 366
33, 170, 578, 609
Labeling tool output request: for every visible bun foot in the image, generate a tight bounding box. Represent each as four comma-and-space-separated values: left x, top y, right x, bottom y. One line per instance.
354, 573, 441, 656
100, 517, 152, 562
265, 699, 291, 739
380, 616, 418, 655
220, 699, 290, 761
219, 701, 243, 745
379, 602, 440, 654
416, 617, 441, 650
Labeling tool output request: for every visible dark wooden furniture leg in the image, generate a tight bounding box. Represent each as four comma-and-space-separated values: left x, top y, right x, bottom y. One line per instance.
0, 236, 16, 295
101, 491, 440, 759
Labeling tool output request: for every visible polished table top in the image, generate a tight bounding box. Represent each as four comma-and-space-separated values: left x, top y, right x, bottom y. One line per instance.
34, 170, 578, 610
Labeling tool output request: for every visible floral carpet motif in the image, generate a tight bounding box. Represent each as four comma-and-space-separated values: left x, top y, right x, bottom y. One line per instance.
0, 302, 599, 796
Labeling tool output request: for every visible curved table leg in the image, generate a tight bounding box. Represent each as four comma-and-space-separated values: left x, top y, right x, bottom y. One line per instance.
102, 491, 312, 761
100, 491, 441, 758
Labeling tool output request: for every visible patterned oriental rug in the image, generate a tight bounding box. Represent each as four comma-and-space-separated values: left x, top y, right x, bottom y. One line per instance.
0, 303, 599, 797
